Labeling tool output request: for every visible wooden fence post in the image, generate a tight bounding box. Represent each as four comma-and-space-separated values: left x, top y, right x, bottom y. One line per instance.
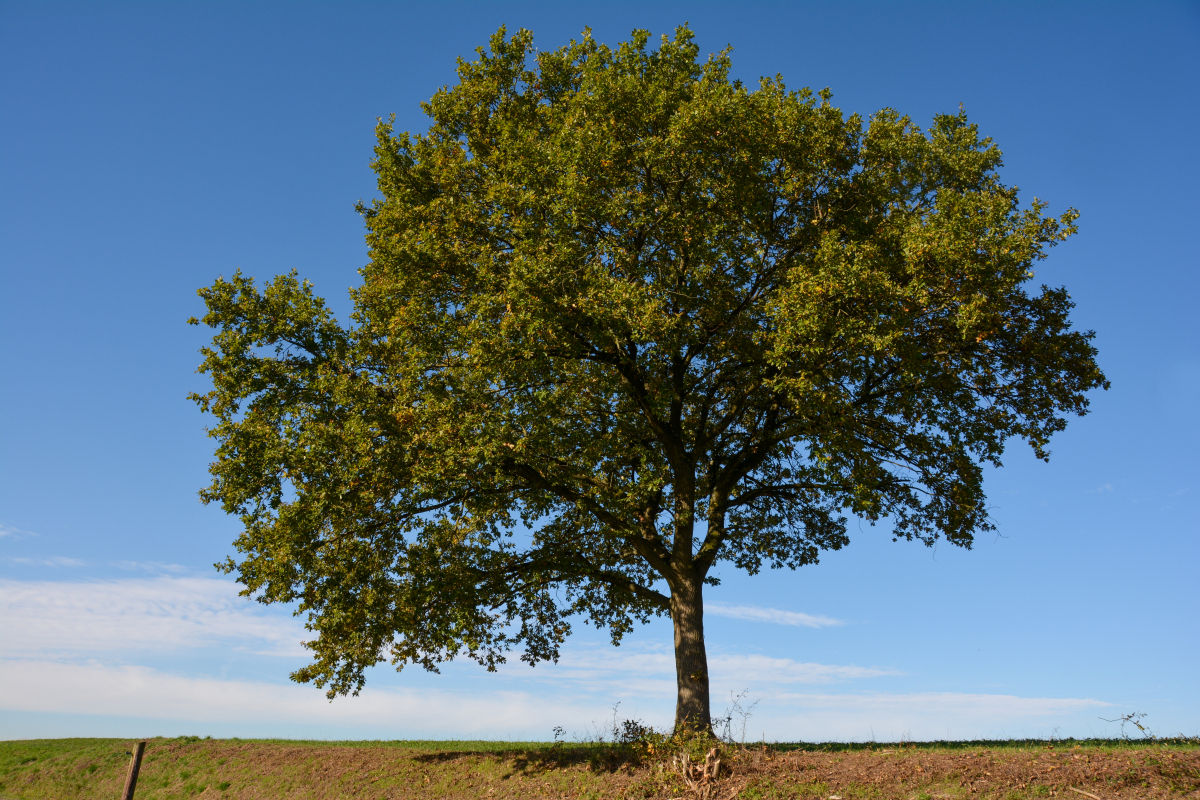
120, 741, 146, 800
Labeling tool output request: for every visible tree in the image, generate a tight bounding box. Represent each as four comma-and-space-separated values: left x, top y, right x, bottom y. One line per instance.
191, 26, 1108, 733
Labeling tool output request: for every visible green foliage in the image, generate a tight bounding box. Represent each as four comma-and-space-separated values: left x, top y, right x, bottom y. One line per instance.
191, 25, 1106, 702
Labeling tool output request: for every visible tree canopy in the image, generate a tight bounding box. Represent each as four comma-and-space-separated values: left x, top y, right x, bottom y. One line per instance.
191, 26, 1107, 731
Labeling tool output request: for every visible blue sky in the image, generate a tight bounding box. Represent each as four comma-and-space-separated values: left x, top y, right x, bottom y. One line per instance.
1, 1, 1197, 742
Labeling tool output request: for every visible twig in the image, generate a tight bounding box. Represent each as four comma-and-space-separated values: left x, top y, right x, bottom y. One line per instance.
1068, 788, 1101, 800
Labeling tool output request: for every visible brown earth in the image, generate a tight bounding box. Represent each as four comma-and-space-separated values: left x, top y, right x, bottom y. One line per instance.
722, 745, 1200, 800
2, 738, 1198, 800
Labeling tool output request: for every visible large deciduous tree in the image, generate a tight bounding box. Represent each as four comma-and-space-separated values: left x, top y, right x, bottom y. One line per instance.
191, 26, 1107, 732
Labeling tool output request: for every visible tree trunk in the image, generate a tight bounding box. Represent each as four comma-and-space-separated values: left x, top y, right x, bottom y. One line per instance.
670, 572, 711, 734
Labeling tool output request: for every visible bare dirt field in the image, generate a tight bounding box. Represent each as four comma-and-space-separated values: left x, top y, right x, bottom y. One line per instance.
1, 737, 1196, 800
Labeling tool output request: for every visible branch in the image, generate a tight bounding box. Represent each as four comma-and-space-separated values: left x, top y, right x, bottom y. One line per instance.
721, 481, 834, 511
503, 543, 671, 611
498, 457, 673, 577
590, 568, 670, 610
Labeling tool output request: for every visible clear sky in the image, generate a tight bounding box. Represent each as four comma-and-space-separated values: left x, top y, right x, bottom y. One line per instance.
1, 1, 1197, 743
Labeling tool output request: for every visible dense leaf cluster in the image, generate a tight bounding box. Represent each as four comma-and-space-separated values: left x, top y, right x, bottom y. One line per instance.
192, 26, 1106, 700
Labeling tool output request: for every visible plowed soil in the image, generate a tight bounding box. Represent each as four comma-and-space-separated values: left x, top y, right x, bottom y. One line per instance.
724, 746, 1200, 800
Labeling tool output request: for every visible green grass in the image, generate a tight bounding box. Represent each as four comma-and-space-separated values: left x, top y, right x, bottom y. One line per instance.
163, 737, 562, 751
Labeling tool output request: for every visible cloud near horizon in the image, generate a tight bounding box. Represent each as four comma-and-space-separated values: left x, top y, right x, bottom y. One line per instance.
0, 658, 1109, 742
0, 574, 1111, 742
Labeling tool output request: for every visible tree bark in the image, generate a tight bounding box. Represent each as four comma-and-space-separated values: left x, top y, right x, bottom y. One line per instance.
670, 572, 711, 733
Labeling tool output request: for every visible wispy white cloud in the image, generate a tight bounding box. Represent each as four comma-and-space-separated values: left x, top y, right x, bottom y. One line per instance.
110, 560, 192, 574
711, 654, 898, 685
6, 556, 86, 567
0, 576, 308, 658
484, 644, 898, 702
707, 602, 842, 628
759, 691, 1111, 742
0, 523, 38, 540
0, 659, 585, 739
0, 577, 877, 679
774, 691, 1109, 716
